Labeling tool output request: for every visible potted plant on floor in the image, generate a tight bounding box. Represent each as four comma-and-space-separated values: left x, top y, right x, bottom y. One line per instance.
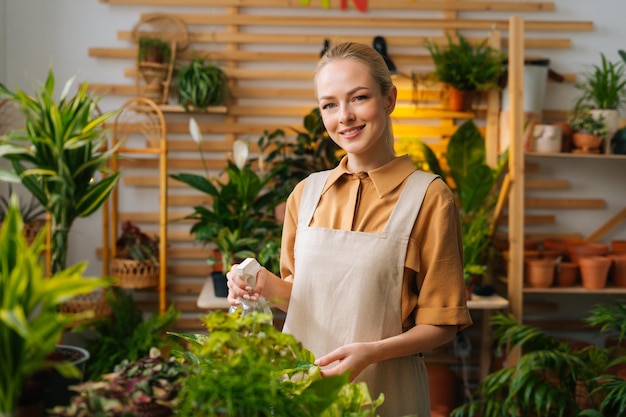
0, 195, 110, 417
451, 300, 626, 417
0, 67, 121, 275
425, 33, 504, 111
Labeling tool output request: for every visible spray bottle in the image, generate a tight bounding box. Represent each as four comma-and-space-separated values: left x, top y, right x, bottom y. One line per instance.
228, 258, 273, 322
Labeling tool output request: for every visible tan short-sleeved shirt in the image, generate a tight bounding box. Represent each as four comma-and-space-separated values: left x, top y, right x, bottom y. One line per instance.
280, 154, 473, 331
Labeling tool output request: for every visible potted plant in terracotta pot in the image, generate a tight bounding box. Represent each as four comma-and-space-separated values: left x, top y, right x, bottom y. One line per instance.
575, 52, 626, 151
425, 33, 504, 111
175, 56, 229, 111
568, 108, 608, 154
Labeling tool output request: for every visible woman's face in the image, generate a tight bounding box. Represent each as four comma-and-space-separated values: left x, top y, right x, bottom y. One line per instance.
316, 58, 396, 162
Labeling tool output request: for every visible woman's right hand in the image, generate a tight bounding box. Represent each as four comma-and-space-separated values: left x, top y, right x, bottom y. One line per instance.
226, 264, 265, 306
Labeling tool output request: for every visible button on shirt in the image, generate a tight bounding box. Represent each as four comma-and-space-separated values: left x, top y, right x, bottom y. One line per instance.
280, 155, 472, 331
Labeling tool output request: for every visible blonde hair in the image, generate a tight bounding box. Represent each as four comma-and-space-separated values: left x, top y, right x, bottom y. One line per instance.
315, 42, 396, 154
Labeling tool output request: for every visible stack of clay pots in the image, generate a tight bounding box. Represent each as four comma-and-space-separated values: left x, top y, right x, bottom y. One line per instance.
523, 239, 626, 290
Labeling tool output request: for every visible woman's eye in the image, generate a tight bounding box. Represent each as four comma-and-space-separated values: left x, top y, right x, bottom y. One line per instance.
353, 95, 368, 102
321, 103, 336, 110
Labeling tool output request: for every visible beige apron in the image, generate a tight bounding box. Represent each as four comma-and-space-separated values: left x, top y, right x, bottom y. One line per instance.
283, 169, 438, 417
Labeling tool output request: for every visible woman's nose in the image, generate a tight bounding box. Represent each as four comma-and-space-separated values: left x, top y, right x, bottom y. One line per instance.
339, 104, 355, 123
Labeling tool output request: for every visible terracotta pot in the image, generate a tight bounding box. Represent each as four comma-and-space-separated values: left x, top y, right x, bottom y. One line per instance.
579, 256, 611, 289
426, 363, 459, 417
446, 86, 475, 112
556, 261, 578, 287
567, 243, 609, 264
572, 131, 603, 153
525, 258, 555, 288
611, 240, 626, 253
543, 238, 584, 255
608, 254, 626, 288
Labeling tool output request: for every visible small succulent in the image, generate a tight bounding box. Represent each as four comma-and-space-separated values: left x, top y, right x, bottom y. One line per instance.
49, 348, 186, 417
568, 109, 608, 138
115, 221, 160, 265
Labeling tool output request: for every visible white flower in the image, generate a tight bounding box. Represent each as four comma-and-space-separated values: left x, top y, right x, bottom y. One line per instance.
189, 117, 203, 144
233, 139, 249, 170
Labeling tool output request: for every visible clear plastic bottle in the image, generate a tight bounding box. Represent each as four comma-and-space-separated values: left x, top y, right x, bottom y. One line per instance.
228, 258, 273, 322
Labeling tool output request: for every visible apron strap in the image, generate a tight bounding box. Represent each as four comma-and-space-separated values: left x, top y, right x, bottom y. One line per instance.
298, 170, 331, 228
383, 170, 439, 237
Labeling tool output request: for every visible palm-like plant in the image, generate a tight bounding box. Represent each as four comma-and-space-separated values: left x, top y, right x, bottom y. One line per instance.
0, 68, 121, 273
451, 301, 626, 417
575, 53, 626, 110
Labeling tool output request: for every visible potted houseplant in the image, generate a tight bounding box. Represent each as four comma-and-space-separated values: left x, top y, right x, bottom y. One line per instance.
425, 33, 504, 111
170, 120, 281, 296
451, 300, 626, 417
0, 195, 110, 417
575, 52, 626, 149
568, 108, 608, 153
110, 221, 160, 289
419, 120, 508, 296
0, 68, 121, 274
175, 56, 229, 111
137, 36, 171, 65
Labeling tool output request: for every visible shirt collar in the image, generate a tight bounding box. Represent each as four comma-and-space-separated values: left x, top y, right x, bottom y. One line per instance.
324, 154, 417, 198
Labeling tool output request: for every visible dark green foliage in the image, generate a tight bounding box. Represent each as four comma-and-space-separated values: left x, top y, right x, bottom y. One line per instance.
575, 53, 626, 110
137, 37, 171, 63
176, 56, 229, 110
80, 287, 181, 380
451, 300, 626, 417
425, 33, 504, 91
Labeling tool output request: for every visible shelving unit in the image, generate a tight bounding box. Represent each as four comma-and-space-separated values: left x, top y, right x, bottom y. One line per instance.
102, 97, 169, 313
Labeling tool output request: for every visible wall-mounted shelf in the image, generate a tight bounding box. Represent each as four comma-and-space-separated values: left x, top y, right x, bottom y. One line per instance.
524, 286, 626, 295
525, 151, 626, 160
158, 104, 228, 114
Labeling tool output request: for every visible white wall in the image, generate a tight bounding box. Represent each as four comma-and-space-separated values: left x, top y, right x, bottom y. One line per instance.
1, 0, 625, 277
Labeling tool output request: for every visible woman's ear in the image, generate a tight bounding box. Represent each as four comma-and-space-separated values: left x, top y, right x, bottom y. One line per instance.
386, 85, 398, 115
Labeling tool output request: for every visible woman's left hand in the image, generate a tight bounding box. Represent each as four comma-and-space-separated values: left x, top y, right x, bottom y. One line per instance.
314, 342, 375, 381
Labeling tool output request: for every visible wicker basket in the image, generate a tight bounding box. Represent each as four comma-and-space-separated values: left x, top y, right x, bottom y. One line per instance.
110, 258, 159, 289
61, 289, 112, 325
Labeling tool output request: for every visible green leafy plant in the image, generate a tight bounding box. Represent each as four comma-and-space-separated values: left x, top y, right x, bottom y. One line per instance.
257, 107, 343, 204
575, 53, 626, 110
420, 120, 508, 282
170, 311, 384, 416
0, 194, 109, 415
175, 56, 229, 111
451, 300, 626, 417
0, 68, 121, 274
49, 347, 187, 417
425, 33, 504, 92
137, 36, 171, 64
114, 221, 160, 265
78, 287, 182, 381
568, 109, 608, 137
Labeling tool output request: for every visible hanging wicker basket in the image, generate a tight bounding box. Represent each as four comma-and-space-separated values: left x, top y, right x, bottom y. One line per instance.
61, 289, 112, 326
23, 218, 47, 245
110, 258, 159, 289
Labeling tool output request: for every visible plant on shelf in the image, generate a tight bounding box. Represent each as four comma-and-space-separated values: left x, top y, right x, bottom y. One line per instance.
110, 221, 160, 289
175, 56, 229, 111
0, 195, 110, 416
451, 300, 626, 417
137, 36, 171, 64
0, 68, 121, 274
170, 118, 281, 289
425, 33, 504, 111
575, 52, 626, 110
568, 108, 607, 153
418, 120, 509, 290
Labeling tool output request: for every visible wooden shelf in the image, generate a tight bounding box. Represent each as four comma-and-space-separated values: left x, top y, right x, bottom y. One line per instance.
524, 286, 626, 294
525, 151, 626, 160
159, 104, 228, 114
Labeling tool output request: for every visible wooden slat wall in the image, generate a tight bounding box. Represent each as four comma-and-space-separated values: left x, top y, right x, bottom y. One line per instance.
92, 0, 593, 389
